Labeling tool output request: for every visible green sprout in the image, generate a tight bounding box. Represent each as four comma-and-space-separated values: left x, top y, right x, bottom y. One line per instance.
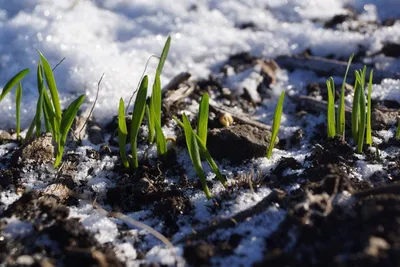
356, 68, 367, 153
147, 36, 171, 145
351, 73, 361, 144
118, 98, 129, 168
366, 70, 374, 146
348, 65, 374, 153
34, 51, 85, 168
267, 91, 285, 159
173, 93, 227, 198
15, 82, 22, 138
337, 54, 354, 138
326, 77, 336, 138
130, 76, 148, 168
0, 68, 30, 138
117, 76, 148, 169
182, 113, 212, 199
197, 92, 209, 145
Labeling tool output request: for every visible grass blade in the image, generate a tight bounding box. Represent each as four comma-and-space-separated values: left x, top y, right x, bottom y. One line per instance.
36, 63, 45, 136
151, 73, 167, 156
55, 94, 85, 167
182, 113, 211, 199
174, 114, 226, 186
195, 133, 227, 186
146, 104, 155, 143
59, 94, 85, 144
154, 114, 167, 156
326, 77, 336, 138
118, 98, 129, 168
157, 36, 171, 75
148, 72, 162, 144
267, 91, 285, 159
25, 115, 36, 141
152, 72, 162, 124
352, 73, 361, 143
131, 75, 148, 168
337, 54, 354, 137
197, 93, 209, 145
0, 69, 29, 102
42, 90, 54, 133
38, 51, 62, 120
366, 70, 374, 145
396, 118, 400, 139
15, 82, 22, 138
172, 115, 184, 128
356, 71, 366, 153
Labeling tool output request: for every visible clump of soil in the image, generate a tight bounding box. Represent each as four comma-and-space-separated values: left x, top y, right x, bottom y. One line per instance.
0, 190, 122, 266
207, 124, 276, 164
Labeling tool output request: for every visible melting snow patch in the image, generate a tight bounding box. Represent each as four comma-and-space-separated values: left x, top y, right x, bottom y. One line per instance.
356, 160, 384, 180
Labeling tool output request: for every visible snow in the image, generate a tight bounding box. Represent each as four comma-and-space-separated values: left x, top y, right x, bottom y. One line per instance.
1, 1, 400, 266
0, 0, 398, 130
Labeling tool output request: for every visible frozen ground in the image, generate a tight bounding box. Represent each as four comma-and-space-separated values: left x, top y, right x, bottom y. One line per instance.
1, 0, 400, 266
0, 0, 400, 128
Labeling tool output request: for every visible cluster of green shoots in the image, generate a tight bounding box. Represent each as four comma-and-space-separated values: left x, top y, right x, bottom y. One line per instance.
117, 37, 170, 169
0, 52, 85, 168
0, 36, 287, 198
326, 54, 374, 153
173, 94, 228, 199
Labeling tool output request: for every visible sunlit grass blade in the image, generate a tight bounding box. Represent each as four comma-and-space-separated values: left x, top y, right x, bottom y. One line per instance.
38, 50, 62, 120
326, 77, 336, 138
337, 54, 354, 137
118, 98, 129, 168
356, 71, 366, 153
148, 72, 163, 144
131, 75, 148, 168
154, 114, 167, 156
366, 70, 374, 146
174, 114, 226, 186
172, 115, 184, 128
42, 90, 53, 133
152, 71, 162, 122
25, 115, 36, 141
146, 104, 155, 143
35, 62, 45, 136
197, 93, 209, 145
194, 133, 227, 186
0, 69, 29, 101
53, 116, 60, 154
15, 82, 22, 138
351, 74, 361, 143
156, 36, 171, 75
43, 90, 57, 140
182, 113, 212, 199
54, 94, 85, 167
267, 91, 285, 159
59, 94, 85, 144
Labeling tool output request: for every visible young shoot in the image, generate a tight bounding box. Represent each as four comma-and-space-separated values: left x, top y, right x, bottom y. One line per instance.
326, 77, 336, 138
337, 54, 354, 138
36, 51, 85, 168
182, 113, 212, 199
356, 67, 367, 153
366, 70, 374, 146
130, 75, 148, 168
0, 68, 30, 138
267, 91, 285, 159
172, 93, 227, 197
147, 36, 171, 144
118, 98, 129, 168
